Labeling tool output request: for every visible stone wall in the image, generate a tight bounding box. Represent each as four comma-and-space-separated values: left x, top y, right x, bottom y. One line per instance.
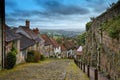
92, 1, 120, 28
85, 1, 120, 79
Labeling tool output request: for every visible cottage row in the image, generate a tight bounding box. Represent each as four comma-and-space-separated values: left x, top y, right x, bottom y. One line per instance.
5, 20, 77, 65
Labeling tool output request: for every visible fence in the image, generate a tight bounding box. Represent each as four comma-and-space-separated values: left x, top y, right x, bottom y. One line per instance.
74, 59, 109, 80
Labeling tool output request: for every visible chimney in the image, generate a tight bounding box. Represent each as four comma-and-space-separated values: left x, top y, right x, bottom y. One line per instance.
33, 28, 39, 34
25, 20, 30, 28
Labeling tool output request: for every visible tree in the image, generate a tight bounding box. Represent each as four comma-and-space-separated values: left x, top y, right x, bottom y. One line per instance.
56, 37, 62, 44
75, 32, 86, 46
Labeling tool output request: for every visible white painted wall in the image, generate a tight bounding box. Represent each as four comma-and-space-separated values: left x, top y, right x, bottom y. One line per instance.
67, 49, 74, 58
54, 46, 61, 58
16, 49, 27, 64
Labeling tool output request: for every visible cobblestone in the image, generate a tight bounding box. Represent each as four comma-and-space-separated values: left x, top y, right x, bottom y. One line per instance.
0, 59, 89, 80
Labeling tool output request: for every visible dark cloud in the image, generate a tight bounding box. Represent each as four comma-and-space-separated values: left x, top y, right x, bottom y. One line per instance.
11, 9, 32, 17
6, 0, 90, 22
6, 18, 17, 22
6, 17, 26, 23
93, 5, 108, 13
5, 0, 18, 10
85, 0, 105, 5
5, 0, 117, 29
6, 9, 41, 18
5, 0, 17, 7
35, 0, 90, 15
85, 0, 108, 13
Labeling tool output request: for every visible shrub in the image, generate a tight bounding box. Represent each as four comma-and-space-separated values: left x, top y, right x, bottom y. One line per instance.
101, 14, 120, 39
34, 51, 40, 62
108, 26, 120, 39
26, 50, 40, 62
6, 51, 16, 69
11, 45, 17, 54
40, 54, 45, 61
86, 21, 92, 31
26, 51, 34, 62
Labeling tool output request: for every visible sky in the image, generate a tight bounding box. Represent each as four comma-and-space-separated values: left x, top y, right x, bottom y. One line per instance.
5, 0, 118, 30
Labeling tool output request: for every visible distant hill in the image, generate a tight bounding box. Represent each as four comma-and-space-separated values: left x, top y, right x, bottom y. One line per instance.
40, 29, 85, 37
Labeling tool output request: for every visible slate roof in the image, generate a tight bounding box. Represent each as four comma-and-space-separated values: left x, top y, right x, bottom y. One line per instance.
50, 38, 59, 48
34, 37, 41, 42
32, 28, 45, 43
19, 26, 41, 43
41, 34, 52, 46
61, 44, 66, 51
6, 25, 21, 42
19, 26, 37, 39
19, 33, 35, 50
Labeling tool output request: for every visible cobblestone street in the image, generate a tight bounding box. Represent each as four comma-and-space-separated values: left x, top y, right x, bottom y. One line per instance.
0, 59, 89, 80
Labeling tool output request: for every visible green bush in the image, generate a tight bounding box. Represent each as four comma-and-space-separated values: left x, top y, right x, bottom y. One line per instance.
86, 21, 92, 31
26, 51, 34, 62
101, 15, 120, 39
40, 54, 45, 61
108, 26, 120, 39
6, 51, 16, 69
11, 45, 17, 54
26, 50, 40, 62
75, 32, 86, 46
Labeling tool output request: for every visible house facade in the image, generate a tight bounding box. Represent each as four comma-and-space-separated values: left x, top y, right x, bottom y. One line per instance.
32, 28, 45, 54
18, 33, 35, 63
50, 38, 61, 58
15, 20, 42, 51
75, 46, 83, 60
63, 40, 76, 58
5, 25, 21, 64
60, 44, 67, 58
13, 20, 42, 64
41, 34, 53, 57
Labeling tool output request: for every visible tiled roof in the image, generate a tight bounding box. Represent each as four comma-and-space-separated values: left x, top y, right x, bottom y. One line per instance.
6, 25, 21, 42
63, 40, 76, 50
76, 52, 83, 56
50, 38, 59, 48
41, 34, 52, 46
61, 44, 66, 51
19, 33, 35, 50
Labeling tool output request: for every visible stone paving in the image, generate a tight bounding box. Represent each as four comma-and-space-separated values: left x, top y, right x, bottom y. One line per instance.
0, 59, 89, 80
